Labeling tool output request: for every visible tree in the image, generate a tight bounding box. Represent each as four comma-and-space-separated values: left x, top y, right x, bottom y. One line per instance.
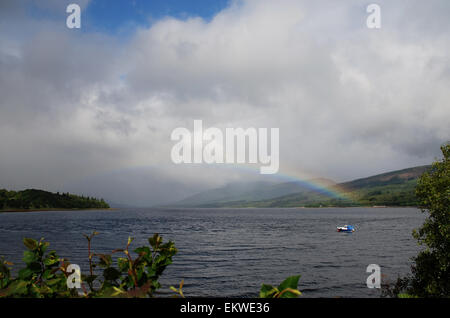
406, 143, 450, 297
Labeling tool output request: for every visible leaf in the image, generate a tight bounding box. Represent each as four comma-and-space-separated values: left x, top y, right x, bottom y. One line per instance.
42, 269, 55, 280
46, 278, 62, 286
149, 234, 162, 249
278, 275, 301, 292
29, 261, 42, 273
259, 284, 278, 298
41, 242, 50, 253
112, 286, 125, 297
23, 250, 37, 264
18, 268, 33, 280
169, 280, 185, 298
260, 276, 302, 298
103, 267, 121, 281
23, 238, 38, 250
134, 246, 150, 256
38, 285, 53, 295
117, 258, 129, 272
398, 293, 418, 298
43, 257, 59, 266
180, 279, 184, 290
5, 280, 28, 296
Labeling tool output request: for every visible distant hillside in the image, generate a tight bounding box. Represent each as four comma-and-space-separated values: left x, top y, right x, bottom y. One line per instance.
170, 178, 336, 207
169, 165, 431, 208
0, 189, 110, 211
173, 181, 276, 207
339, 165, 430, 190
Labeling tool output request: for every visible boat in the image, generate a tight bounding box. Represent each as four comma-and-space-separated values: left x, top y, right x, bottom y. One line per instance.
337, 225, 355, 232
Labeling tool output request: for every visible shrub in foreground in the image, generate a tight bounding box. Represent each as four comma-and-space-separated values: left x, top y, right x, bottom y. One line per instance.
0, 233, 301, 298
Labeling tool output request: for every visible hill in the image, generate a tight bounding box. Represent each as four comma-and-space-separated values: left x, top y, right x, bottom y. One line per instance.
169, 165, 431, 208
0, 189, 110, 211
170, 178, 336, 207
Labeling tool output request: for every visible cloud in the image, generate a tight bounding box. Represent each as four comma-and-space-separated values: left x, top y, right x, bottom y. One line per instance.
0, 0, 449, 205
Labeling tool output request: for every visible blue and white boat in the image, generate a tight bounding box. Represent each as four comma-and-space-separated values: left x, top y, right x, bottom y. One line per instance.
337, 225, 355, 232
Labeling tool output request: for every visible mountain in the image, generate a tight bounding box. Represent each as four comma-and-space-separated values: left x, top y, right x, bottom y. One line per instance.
340, 165, 430, 190
0, 189, 110, 211
170, 178, 336, 207
169, 165, 430, 208
257, 165, 431, 208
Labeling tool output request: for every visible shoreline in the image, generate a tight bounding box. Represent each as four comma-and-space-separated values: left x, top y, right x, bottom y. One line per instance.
0, 208, 118, 214
0, 206, 420, 213
158, 205, 419, 209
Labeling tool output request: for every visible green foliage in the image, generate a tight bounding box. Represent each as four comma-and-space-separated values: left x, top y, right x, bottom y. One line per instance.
1, 234, 302, 298
0, 233, 177, 298
259, 275, 302, 298
397, 293, 418, 298
0, 258, 13, 290
408, 143, 450, 297
0, 238, 76, 298
384, 143, 450, 298
0, 189, 109, 211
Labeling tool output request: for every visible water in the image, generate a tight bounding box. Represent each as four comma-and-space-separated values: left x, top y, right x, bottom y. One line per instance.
0, 207, 425, 297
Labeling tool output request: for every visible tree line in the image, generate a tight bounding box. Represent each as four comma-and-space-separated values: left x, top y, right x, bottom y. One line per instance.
0, 189, 109, 210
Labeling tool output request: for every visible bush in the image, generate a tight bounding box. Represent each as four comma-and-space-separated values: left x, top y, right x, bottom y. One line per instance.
0, 233, 302, 298
383, 143, 450, 297
0, 233, 177, 298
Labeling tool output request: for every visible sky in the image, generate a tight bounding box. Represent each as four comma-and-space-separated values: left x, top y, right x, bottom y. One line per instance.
0, 0, 449, 206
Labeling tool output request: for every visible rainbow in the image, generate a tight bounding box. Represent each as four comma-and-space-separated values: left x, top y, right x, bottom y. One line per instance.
192, 163, 356, 203
271, 172, 355, 203
75, 163, 356, 204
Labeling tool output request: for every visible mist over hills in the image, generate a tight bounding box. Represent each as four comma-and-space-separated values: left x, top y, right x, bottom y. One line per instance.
0, 165, 431, 210
168, 165, 430, 208
171, 178, 336, 207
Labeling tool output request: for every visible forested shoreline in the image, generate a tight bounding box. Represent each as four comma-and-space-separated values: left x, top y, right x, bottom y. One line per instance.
0, 189, 110, 211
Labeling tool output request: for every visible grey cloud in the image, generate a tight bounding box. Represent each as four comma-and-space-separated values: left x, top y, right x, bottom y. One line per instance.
0, 0, 449, 206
